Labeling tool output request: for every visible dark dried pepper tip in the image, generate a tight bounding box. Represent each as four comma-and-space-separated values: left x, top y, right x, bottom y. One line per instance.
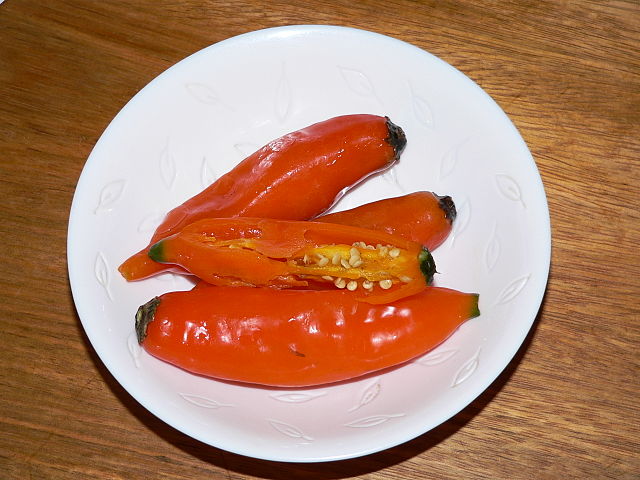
384, 117, 407, 161
418, 247, 437, 286
436, 194, 457, 223
135, 297, 161, 344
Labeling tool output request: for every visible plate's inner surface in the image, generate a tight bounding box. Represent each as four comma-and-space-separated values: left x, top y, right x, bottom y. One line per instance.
68, 25, 550, 462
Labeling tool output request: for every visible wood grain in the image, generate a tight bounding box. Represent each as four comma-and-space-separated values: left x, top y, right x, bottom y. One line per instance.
1, 1, 638, 478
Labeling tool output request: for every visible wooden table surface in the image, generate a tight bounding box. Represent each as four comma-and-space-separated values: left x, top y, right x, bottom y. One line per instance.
2, 1, 638, 478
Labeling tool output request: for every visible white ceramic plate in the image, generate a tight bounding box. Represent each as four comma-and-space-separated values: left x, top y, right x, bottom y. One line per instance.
68, 25, 550, 462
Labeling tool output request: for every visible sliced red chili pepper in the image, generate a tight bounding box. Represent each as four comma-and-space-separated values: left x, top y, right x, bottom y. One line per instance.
119, 114, 406, 281
135, 286, 480, 387
147, 217, 436, 304
318, 191, 456, 250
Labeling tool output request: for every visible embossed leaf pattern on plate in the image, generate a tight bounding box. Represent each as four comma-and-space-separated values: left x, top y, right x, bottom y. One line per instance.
485, 222, 501, 272
275, 64, 292, 122
94, 252, 113, 300
344, 413, 405, 428
137, 211, 165, 233
416, 349, 458, 366
495, 274, 530, 305
268, 391, 327, 404
159, 141, 177, 190
409, 83, 434, 128
381, 166, 404, 193
95, 179, 126, 214
348, 378, 381, 412
268, 419, 314, 442
200, 156, 217, 188
179, 393, 234, 409
234, 142, 259, 157
496, 174, 526, 208
450, 196, 471, 246
185, 82, 223, 105
127, 332, 142, 368
339, 66, 377, 99
439, 139, 468, 181
451, 347, 481, 387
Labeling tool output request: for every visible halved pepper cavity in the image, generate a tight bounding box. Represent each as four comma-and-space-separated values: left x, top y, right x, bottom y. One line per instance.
148, 218, 436, 304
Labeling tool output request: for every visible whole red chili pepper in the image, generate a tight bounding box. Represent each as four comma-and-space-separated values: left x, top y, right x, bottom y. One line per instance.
319, 191, 456, 250
119, 114, 406, 281
147, 217, 435, 304
135, 286, 480, 387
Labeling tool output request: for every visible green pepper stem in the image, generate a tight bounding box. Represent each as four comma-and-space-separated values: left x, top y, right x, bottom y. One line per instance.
469, 293, 481, 318
418, 248, 436, 285
148, 240, 165, 263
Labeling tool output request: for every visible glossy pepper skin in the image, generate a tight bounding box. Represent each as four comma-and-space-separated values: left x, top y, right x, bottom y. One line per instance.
148, 217, 436, 304
319, 191, 456, 250
135, 286, 480, 387
119, 114, 406, 281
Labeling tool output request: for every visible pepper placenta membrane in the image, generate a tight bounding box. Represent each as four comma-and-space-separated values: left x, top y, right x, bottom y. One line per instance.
119, 114, 406, 281
135, 286, 480, 387
148, 217, 436, 304
319, 191, 456, 250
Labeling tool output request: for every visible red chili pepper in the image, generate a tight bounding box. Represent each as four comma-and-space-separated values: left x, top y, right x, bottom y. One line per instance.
135, 286, 480, 387
319, 191, 456, 250
119, 114, 406, 281
147, 217, 436, 304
